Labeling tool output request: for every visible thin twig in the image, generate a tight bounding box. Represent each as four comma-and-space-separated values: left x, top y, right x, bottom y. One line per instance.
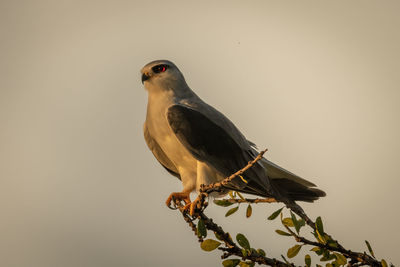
219, 198, 277, 204
200, 148, 268, 194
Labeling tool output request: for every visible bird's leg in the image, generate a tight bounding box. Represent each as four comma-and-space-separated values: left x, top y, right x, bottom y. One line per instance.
166, 191, 204, 216
166, 191, 191, 210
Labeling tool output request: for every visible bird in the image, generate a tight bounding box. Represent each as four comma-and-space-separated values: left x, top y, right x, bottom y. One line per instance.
141, 59, 325, 213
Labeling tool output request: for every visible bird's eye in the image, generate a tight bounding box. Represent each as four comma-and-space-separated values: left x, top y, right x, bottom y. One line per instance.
152, 64, 168, 74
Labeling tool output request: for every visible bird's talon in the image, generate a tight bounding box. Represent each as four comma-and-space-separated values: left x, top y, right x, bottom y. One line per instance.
182, 203, 191, 212
167, 203, 177, 210
165, 191, 191, 210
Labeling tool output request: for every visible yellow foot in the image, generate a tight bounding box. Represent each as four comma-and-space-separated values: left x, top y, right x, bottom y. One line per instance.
166, 192, 206, 216
165, 191, 191, 210
180, 201, 200, 216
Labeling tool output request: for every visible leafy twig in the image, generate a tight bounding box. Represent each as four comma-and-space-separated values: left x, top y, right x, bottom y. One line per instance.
170, 149, 389, 267
177, 202, 293, 267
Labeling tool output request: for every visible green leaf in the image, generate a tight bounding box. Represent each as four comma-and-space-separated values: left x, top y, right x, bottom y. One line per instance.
290, 211, 301, 234
310, 247, 324, 256
197, 219, 207, 238
257, 248, 266, 256
236, 233, 250, 249
241, 249, 248, 258
200, 239, 221, 251
365, 240, 375, 258
239, 262, 255, 267
246, 204, 252, 218
287, 245, 302, 258
310, 247, 319, 251
229, 191, 236, 199
315, 216, 324, 234
381, 259, 388, 267
326, 239, 339, 248
316, 229, 326, 244
267, 207, 283, 220
324, 234, 332, 242
305, 254, 311, 267
326, 264, 333, 267
225, 206, 239, 217
214, 232, 224, 241
237, 192, 245, 200
275, 229, 291, 236
214, 199, 234, 207
333, 253, 347, 265
320, 253, 335, 261
282, 218, 294, 227
222, 259, 240, 267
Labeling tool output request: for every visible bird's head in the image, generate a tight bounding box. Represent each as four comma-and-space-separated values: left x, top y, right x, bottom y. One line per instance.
140, 60, 187, 91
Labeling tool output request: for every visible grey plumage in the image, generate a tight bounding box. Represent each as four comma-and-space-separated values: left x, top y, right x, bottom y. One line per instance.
142, 60, 325, 204
144, 123, 180, 179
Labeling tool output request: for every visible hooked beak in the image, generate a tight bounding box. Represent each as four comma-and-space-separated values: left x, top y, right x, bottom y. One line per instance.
141, 73, 150, 84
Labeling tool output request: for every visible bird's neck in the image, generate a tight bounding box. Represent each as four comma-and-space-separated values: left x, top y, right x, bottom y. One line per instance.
147, 80, 196, 104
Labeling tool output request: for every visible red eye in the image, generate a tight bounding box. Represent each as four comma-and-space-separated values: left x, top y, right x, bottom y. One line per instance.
152, 64, 168, 73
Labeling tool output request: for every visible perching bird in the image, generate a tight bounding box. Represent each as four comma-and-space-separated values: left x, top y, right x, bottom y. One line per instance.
142, 60, 325, 212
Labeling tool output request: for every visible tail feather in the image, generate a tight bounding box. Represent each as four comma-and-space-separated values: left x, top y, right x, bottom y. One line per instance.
271, 178, 326, 202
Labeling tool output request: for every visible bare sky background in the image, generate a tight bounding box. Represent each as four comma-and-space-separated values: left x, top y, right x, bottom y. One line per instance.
1, 1, 399, 266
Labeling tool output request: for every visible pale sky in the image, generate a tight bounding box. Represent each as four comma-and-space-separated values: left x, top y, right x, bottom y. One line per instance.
1, 1, 399, 266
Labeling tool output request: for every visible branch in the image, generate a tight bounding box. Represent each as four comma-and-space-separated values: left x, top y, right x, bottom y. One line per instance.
281, 218, 381, 266
169, 149, 390, 267
178, 203, 292, 267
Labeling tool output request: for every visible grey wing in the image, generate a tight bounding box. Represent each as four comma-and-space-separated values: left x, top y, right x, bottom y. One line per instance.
251, 147, 326, 201
262, 159, 315, 186
166, 104, 274, 197
143, 123, 181, 179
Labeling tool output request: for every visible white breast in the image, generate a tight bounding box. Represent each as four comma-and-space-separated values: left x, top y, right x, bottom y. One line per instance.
146, 91, 197, 177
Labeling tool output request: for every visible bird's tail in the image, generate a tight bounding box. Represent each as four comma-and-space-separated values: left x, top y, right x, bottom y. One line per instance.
270, 178, 326, 202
